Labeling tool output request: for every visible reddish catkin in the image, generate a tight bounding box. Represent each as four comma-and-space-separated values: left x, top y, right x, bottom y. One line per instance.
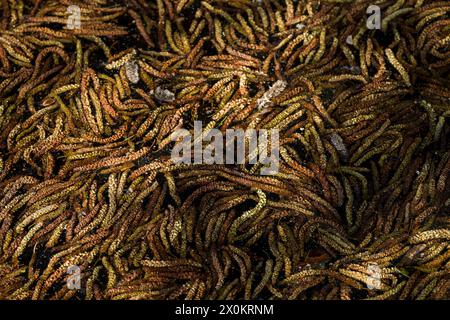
0, 0, 449, 301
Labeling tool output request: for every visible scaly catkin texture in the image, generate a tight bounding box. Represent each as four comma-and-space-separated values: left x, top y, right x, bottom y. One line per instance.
0, 0, 449, 300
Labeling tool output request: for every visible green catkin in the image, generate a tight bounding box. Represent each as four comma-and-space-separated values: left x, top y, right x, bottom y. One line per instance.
0, 0, 449, 302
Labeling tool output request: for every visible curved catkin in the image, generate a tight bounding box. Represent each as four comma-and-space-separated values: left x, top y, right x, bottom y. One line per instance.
385, 48, 412, 87
13, 222, 43, 264
0, 0, 448, 301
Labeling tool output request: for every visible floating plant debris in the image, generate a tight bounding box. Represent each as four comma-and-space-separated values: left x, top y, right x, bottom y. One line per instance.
0, 0, 449, 301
